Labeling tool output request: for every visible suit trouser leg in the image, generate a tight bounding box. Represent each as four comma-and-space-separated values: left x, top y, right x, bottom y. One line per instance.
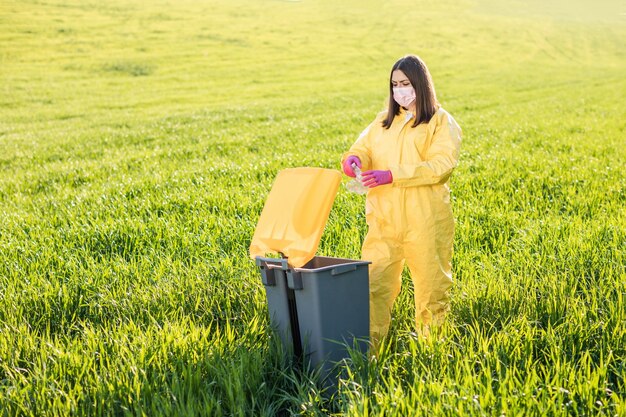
404, 238, 453, 334
362, 228, 405, 346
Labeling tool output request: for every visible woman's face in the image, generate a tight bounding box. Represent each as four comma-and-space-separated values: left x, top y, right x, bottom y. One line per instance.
391, 70, 411, 88
391, 69, 416, 110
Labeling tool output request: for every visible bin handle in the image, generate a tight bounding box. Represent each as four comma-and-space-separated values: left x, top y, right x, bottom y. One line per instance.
331, 264, 357, 276
255, 256, 289, 270
287, 270, 303, 290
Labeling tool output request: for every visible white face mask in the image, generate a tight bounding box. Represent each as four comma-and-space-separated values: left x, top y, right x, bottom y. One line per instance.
393, 86, 416, 108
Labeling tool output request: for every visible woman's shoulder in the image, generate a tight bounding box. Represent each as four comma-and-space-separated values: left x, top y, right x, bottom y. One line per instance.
429, 107, 459, 126
362, 109, 389, 129
374, 109, 389, 122
430, 106, 448, 121
429, 107, 462, 137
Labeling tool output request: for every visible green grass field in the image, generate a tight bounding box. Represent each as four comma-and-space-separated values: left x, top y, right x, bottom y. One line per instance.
1, 0, 625, 415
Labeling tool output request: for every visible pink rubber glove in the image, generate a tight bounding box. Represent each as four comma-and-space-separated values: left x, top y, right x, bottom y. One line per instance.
342, 155, 362, 178
361, 170, 393, 188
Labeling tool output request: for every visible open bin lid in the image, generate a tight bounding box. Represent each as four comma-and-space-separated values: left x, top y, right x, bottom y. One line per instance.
249, 167, 342, 268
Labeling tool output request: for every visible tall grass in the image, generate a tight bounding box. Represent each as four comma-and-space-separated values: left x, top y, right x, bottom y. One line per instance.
1, 0, 625, 415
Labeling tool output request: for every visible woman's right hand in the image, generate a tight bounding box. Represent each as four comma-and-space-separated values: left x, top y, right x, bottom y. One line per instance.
342, 155, 362, 177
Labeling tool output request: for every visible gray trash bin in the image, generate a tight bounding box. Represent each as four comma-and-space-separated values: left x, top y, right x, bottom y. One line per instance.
256, 255, 370, 384
249, 167, 371, 388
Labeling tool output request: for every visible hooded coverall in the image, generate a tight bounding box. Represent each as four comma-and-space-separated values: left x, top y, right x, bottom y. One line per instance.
342, 107, 462, 343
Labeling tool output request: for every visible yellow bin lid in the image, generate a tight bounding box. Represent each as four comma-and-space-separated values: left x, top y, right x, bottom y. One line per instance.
249, 167, 342, 268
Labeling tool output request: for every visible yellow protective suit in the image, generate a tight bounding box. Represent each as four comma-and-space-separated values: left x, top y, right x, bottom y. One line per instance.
342, 107, 462, 343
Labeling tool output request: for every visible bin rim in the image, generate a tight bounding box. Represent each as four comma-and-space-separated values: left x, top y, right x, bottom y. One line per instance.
294, 257, 371, 273
255, 255, 370, 273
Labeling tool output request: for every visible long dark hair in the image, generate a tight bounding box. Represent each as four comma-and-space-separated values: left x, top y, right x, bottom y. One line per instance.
382, 55, 439, 129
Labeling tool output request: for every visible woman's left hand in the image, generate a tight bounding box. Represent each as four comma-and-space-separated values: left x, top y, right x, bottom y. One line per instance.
361, 170, 393, 188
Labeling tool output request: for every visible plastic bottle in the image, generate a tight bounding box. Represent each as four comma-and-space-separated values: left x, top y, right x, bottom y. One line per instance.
346, 163, 367, 195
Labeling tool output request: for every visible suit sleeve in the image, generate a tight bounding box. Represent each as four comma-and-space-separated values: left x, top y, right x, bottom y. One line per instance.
389, 110, 462, 187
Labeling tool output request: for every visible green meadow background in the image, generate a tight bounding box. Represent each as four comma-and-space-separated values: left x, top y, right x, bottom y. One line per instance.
1, 0, 625, 415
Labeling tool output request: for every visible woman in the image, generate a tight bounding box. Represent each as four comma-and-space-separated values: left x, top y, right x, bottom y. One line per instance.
342, 54, 462, 344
